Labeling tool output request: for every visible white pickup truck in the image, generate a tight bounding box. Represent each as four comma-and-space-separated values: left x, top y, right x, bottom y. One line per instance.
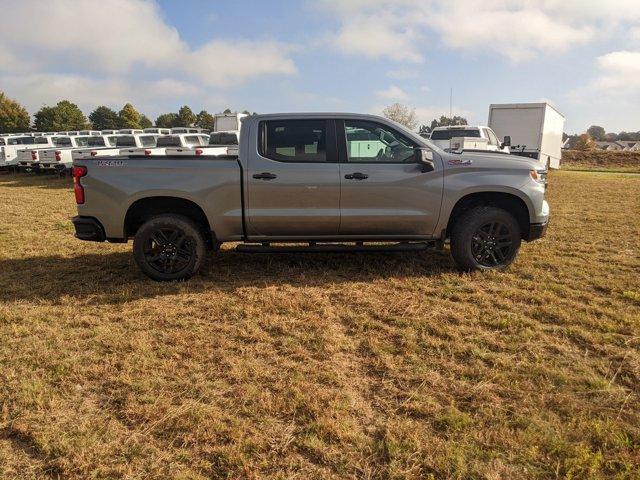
1, 136, 43, 169
71, 135, 120, 162
145, 133, 210, 156
168, 131, 239, 157
16, 136, 60, 171
39, 136, 92, 172
72, 134, 158, 160
429, 126, 510, 153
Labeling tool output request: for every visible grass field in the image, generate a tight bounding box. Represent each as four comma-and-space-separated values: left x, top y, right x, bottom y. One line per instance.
561, 150, 640, 174
0, 169, 639, 479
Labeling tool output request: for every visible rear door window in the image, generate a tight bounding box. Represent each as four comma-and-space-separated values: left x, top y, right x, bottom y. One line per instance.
259, 120, 327, 162
55, 137, 72, 147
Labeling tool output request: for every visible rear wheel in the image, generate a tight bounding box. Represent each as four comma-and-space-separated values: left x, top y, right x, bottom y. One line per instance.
133, 214, 206, 281
450, 206, 521, 271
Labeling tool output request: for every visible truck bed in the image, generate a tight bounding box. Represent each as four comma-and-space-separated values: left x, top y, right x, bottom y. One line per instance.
74, 155, 244, 241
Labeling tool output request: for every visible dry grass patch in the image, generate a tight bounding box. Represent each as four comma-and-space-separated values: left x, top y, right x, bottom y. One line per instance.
562, 150, 640, 173
0, 170, 639, 479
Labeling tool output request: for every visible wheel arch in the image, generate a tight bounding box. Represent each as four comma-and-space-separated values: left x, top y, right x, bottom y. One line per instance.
446, 191, 531, 239
124, 196, 215, 247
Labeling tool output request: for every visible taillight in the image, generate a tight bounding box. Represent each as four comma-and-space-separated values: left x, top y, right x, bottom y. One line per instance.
144, 149, 152, 155
31, 150, 37, 160
195, 148, 203, 156
55, 150, 62, 162
90, 150, 98, 157
72, 166, 87, 204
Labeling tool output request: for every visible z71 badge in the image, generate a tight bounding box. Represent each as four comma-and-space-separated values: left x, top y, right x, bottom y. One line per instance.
96, 160, 127, 167
447, 158, 473, 166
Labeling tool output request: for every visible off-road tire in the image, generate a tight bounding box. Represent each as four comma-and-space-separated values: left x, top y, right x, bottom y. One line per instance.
450, 206, 521, 271
133, 214, 206, 281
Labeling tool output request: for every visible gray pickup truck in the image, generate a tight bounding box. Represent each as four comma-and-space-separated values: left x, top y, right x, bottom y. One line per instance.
72, 113, 549, 281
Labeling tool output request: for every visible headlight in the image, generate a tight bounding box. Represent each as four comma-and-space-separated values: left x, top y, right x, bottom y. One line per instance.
530, 169, 547, 185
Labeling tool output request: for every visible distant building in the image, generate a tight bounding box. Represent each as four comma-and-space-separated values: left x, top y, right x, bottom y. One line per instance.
595, 141, 624, 151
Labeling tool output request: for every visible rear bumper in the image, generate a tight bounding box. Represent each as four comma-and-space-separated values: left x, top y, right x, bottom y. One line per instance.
72, 216, 106, 242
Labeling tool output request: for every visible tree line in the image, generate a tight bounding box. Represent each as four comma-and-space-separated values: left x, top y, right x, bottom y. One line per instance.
0, 91, 252, 133
381, 103, 468, 137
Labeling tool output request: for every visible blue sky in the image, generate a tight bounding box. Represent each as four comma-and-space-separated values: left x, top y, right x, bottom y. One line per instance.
1, 0, 639, 133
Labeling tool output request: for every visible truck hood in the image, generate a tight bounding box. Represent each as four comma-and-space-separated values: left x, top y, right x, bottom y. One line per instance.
452, 151, 543, 170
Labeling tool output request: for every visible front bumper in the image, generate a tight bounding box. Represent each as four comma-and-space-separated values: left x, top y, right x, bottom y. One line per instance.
72, 216, 106, 242
526, 219, 549, 241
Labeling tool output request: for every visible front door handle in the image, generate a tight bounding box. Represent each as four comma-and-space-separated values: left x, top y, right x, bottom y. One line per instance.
344, 172, 368, 180
253, 172, 277, 180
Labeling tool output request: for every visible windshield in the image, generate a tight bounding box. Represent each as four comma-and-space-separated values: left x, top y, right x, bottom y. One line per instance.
8, 136, 36, 145
116, 136, 136, 147
87, 137, 107, 147
139, 136, 156, 147
209, 133, 238, 145
156, 136, 181, 147
75, 136, 91, 147
430, 128, 480, 140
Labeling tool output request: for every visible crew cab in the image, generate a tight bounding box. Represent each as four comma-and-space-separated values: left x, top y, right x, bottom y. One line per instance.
71, 135, 120, 162
430, 125, 510, 153
39, 136, 92, 172
1, 136, 42, 169
16, 136, 59, 171
151, 133, 210, 156
143, 128, 171, 135
169, 131, 239, 157
72, 113, 549, 281
77, 134, 159, 159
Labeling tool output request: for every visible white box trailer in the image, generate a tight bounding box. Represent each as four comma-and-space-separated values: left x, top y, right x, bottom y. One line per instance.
488, 103, 565, 169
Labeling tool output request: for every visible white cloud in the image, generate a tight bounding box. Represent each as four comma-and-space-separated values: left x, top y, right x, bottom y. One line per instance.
376, 85, 409, 100
0, 0, 296, 94
594, 51, 640, 91
318, 0, 640, 62
187, 41, 296, 87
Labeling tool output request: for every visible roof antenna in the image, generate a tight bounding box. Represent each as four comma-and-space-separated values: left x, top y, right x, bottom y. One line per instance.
450, 87, 453, 118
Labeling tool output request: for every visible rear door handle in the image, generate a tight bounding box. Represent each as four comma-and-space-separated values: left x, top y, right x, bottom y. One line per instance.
253, 172, 277, 180
344, 172, 368, 180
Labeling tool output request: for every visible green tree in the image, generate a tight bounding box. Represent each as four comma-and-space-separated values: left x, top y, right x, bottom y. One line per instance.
155, 113, 178, 128
33, 100, 87, 131
118, 103, 142, 129
0, 92, 30, 133
33, 106, 58, 131
176, 105, 196, 127
587, 125, 606, 141
195, 110, 215, 130
89, 106, 119, 130
382, 103, 418, 130
139, 114, 153, 129
55, 100, 88, 130
223, 108, 232, 114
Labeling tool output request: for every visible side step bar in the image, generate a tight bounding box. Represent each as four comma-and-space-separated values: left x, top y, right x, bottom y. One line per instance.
235, 241, 436, 254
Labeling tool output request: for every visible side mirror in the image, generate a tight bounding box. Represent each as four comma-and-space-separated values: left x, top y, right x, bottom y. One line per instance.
415, 148, 435, 172
501, 135, 511, 148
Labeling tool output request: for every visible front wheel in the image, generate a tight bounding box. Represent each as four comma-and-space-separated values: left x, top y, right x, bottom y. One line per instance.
450, 206, 522, 271
133, 214, 206, 281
